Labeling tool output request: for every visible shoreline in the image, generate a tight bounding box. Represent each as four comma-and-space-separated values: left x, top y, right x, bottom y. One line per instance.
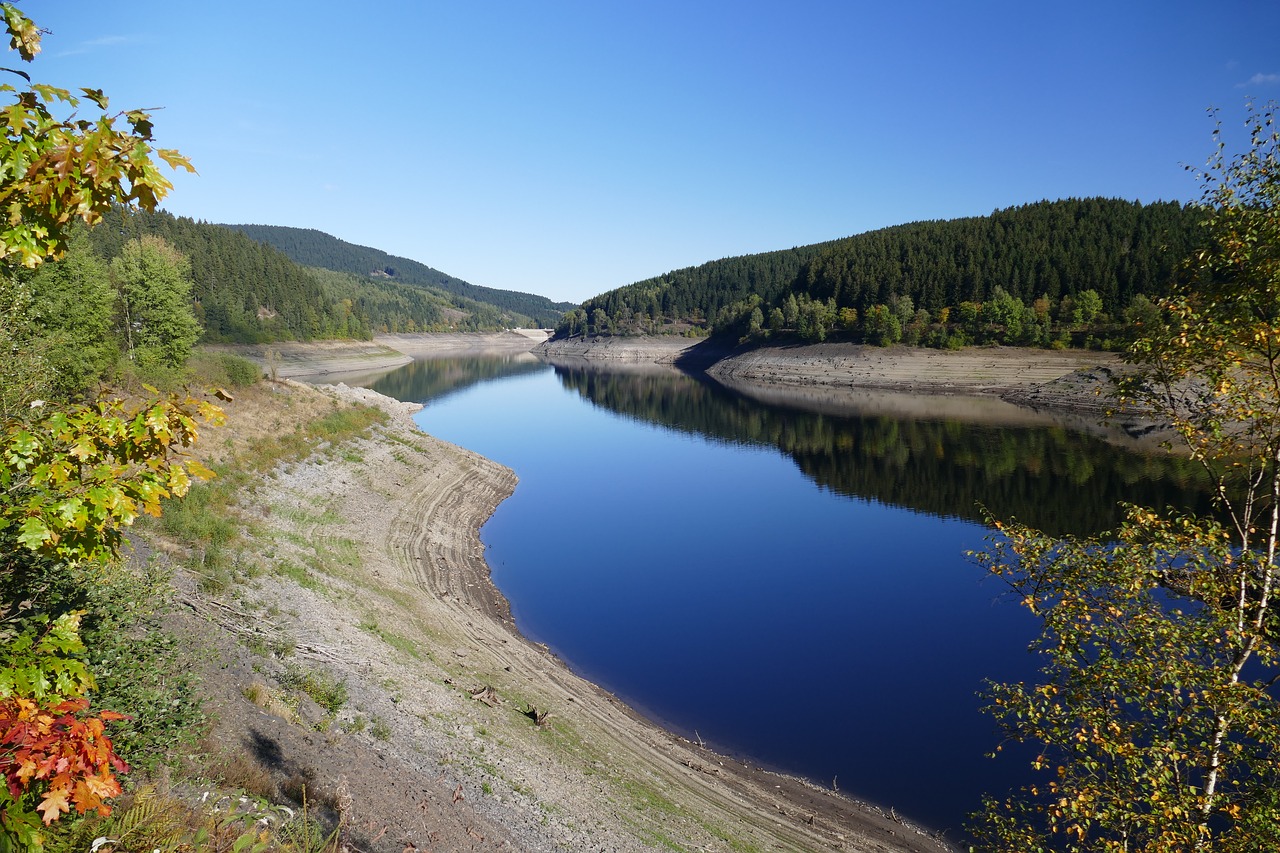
178, 360, 955, 851
180, 333, 1153, 851
539, 334, 1123, 398
329, 384, 958, 850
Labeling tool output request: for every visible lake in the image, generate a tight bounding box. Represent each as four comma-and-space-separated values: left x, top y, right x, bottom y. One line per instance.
361, 353, 1209, 838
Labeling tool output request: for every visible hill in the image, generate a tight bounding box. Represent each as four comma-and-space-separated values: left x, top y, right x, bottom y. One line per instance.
558, 198, 1204, 348
225, 224, 576, 328
84, 208, 372, 343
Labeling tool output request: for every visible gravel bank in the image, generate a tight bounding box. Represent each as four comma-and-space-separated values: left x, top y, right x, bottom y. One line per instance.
174, 376, 954, 852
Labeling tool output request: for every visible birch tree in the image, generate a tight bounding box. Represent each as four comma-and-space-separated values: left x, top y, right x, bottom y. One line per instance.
970, 103, 1280, 853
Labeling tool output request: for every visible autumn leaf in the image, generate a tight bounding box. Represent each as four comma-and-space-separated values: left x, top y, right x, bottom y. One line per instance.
35, 786, 70, 824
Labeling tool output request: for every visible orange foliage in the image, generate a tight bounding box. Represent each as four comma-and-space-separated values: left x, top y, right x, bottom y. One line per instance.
0, 697, 129, 825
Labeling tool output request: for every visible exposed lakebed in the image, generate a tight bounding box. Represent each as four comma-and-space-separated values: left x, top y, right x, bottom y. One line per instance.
361, 353, 1210, 837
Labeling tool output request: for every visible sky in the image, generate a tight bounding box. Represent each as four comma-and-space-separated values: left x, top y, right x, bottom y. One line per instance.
32, 1, 1280, 305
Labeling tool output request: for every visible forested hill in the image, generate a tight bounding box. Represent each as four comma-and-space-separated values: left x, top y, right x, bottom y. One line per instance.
84, 208, 371, 343
225, 224, 576, 328
558, 198, 1204, 348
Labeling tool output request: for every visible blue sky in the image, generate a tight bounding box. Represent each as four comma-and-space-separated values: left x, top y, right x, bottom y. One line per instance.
33, 1, 1280, 304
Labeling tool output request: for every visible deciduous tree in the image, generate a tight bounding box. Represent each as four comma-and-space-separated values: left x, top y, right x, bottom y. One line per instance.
110, 235, 201, 370
970, 102, 1280, 853
0, 4, 207, 848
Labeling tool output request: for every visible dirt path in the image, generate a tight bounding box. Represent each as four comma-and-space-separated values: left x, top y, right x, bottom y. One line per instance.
181, 379, 954, 852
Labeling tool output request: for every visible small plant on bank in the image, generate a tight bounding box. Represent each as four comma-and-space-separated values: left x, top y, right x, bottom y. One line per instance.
369, 718, 392, 741
279, 663, 348, 716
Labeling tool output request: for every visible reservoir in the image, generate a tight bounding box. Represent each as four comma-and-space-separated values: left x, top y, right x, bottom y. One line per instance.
362, 353, 1209, 838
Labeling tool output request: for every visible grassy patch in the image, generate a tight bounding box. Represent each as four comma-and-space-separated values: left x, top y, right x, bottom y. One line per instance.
358, 618, 424, 660
279, 662, 348, 715
275, 559, 324, 592
156, 400, 387, 577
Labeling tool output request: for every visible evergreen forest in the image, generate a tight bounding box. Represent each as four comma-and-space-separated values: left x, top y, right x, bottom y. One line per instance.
557, 198, 1204, 350
81, 208, 371, 343
225, 224, 576, 328
549, 362, 1214, 535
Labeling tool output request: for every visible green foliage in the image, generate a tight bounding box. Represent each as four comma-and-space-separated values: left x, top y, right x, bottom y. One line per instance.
278, 664, 347, 715
0, 275, 50, 419
0, 6, 193, 269
0, 613, 92, 702
558, 198, 1203, 349
84, 209, 374, 344
111, 236, 201, 371
43, 784, 344, 853
226, 223, 575, 328
972, 103, 1280, 852
862, 303, 901, 346
971, 510, 1280, 851
0, 394, 221, 564
63, 561, 205, 771
25, 234, 116, 398
0, 6, 211, 842
186, 351, 263, 389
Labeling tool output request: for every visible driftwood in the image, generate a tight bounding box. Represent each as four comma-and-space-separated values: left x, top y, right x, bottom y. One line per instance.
468, 685, 501, 707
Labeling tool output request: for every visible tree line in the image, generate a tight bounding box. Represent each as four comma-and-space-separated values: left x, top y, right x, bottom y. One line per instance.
83, 208, 371, 343
557, 198, 1204, 350
225, 223, 577, 328
549, 362, 1212, 535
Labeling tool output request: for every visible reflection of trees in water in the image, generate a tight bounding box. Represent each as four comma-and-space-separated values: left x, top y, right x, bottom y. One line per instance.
551, 364, 1212, 535
367, 356, 545, 405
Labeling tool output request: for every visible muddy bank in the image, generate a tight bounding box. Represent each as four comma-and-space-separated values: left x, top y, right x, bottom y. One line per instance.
174, 375, 953, 852
375, 330, 550, 357
704, 342, 1119, 396
204, 340, 413, 380
541, 336, 1118, 393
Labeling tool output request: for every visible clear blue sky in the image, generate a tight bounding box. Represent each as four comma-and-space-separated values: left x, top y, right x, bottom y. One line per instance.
34, 1, 1280, 305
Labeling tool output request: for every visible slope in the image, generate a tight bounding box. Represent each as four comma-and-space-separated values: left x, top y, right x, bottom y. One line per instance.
559, 198, 1203, 348
225, 224, 576, 328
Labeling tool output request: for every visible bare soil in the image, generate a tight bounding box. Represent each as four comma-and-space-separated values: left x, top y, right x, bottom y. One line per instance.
162, 335, 1162, 852
158, 367, 954, 852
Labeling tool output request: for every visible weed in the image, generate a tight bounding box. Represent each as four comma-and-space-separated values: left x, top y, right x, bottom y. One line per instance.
280, 662, 348, 714
358, 618, 424, 660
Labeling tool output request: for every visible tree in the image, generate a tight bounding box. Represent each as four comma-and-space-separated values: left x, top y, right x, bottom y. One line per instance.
1076, 288, 1104, 326
0, 5, 206, 847
863, 303, 901, 346
0, 6, 193, 268
971, 103, 1280, 852
110, 236, 200, 370
26, 232, 115, 398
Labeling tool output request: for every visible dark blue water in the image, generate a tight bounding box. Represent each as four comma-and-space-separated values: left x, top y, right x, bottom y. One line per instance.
364, 355, 1209, 838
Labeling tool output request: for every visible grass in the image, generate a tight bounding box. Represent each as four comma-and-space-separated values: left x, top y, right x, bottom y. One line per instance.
44, 782, 344, 853
275, 558, 324, 591
279, 662, 348, 715
358, 617, 425, 660
156, 399, 387, 583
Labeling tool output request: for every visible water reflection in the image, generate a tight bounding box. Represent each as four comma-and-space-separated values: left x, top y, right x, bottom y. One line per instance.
544, 357, 1212, 535
365, 353, 544, 404
360, 353, 1215, 836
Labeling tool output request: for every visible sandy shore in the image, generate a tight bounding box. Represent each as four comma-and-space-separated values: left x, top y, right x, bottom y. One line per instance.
173, 368, 953, 851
